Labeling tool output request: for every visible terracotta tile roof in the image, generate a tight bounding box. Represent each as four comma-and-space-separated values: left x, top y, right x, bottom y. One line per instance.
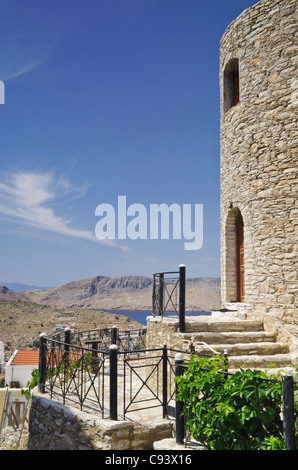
12, 350, 39, 366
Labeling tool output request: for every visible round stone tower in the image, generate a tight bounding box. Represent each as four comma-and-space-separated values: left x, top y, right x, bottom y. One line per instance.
219, 0, 298, 334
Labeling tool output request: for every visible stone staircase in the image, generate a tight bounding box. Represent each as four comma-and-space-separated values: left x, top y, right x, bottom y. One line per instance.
178, 314, 298, 371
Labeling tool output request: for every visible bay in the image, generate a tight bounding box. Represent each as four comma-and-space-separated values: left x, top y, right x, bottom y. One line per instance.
106, 309, 211, 327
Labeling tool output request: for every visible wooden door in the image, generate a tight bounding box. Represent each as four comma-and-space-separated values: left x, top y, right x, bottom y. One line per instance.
236, 212, 244, 302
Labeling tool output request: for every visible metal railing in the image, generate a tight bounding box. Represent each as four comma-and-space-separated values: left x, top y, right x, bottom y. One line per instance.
51, 325, 147, 351
38, 327, 214, 422
152, 264, 186, 332
38, 326, 147, 418
37, 326, 297, 450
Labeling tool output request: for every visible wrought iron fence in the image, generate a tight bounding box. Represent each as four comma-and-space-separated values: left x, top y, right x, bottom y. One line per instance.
52, 325, 147, 351
121, 345, 181, 420
38, 326, 213, 422
39, 335, 109, 416
152, 265, 186, 332
152, 272, 179, 315
37, 326, 297, 450
38, 326, 147, 418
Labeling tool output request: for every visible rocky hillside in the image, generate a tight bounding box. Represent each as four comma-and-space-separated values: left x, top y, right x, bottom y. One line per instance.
24, 275, 221, 312
0, 275, 220, 348
0, 301, 143, 350
0, 286, 28, 302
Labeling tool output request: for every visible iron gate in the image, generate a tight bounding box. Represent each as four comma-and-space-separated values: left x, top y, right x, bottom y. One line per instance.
121, 345, 177, 420
152, 265, 186, 333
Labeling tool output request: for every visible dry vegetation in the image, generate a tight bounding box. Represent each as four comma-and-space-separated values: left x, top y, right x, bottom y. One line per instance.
0, 300, 143, 350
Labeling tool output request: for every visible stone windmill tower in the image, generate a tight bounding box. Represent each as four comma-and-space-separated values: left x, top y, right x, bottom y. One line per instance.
219, 0, 298, 335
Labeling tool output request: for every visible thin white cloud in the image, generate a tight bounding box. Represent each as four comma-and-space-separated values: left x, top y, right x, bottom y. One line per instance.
0, 170, 127, 251
0, 61, 45, 81
0, 27, 54, 81
0, 2, 61, 81
0, 170, 94, 240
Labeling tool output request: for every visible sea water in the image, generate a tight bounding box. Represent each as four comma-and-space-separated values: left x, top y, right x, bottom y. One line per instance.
106, 309, 211, 326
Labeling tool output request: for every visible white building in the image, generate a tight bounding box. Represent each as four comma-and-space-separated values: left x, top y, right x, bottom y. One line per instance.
5, 349, 39, 388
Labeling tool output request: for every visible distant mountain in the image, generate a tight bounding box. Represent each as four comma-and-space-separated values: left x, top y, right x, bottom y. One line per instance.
24, 275, 221, 312
0, 286, 29, 302
0, 282, 52, 292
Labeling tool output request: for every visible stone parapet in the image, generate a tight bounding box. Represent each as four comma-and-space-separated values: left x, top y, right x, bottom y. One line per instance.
28, 391, 172, 450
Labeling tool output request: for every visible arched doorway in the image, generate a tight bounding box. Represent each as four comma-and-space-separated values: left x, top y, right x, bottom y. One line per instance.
223, 207, 245, 304
236, 211, 245, 302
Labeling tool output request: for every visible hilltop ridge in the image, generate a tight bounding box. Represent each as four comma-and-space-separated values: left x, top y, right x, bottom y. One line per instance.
23, 275, 221, 312
0, 286, 28, 302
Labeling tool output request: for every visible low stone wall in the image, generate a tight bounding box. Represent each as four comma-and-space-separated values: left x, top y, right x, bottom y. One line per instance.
145, 316, 193, 396
28, 391, 173, 450
146, 316, 184, 350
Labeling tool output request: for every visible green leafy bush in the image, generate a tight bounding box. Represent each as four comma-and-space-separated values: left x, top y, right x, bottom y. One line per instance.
175, 356, 286, 450
21, 368, 39, 400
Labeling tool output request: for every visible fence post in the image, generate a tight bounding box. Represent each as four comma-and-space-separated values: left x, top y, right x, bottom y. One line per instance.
282, 372, 296, 450
109, 344, 118, 420
162, 342, 168, 418
175, 353, 185, 445
38, 333, 47, 393
152, 274, 156, 316
159, 273, 164, 316
64, 328, 71, 363
179, 265, 186, 333
223, 349, 229, 379
111, 325, 117, 345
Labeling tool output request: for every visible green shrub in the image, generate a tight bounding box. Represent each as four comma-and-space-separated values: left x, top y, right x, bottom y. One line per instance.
21, 368, 39, 400
175, 356, 286, 450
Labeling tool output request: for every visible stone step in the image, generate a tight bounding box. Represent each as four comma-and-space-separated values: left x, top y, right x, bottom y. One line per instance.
180, 330, 277, 345
189, 341, 290, 357
179, 316, 295, 371
185, 319, 264, 333
225, 303, 252, 311
225, 353, 295, 369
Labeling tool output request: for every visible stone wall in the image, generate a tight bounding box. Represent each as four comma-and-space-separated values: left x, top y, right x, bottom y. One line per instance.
28, 390, 172, 450
0, 425, 29, 450
220, 0, 298, 334
146, 316, 183, 350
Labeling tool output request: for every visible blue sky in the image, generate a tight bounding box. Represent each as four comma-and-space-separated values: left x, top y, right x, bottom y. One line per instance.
0, 0, 257, 287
